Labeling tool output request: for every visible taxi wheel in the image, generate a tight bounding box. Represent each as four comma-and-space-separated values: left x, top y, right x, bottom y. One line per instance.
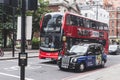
115, 52, 119, 55
101, 60, 105, 68
59, 65, 63, 70
58, 63, 65, 70
76, 63, 85, 72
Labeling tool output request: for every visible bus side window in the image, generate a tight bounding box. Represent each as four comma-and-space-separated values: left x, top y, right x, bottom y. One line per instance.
70, 15, 78, 26
84, 19, 90, 28
83, 19, 86, 27
91, 21, 96, 29
56, 16, 62, 24
99, 23, 104, 30
96, 22, 99, 29
66, 15, 71, 25
97, 22, 100, 30
66, 15, 74, 26
103, 24, 108, 30
78, 17, 84, 27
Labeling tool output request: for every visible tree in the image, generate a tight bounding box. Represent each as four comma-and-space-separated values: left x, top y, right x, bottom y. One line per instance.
26, 0, 51, 39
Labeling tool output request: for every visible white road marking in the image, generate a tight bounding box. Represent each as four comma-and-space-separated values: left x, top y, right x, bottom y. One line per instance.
40, 64, 58, 68
4, 65, 42, 71
0, 72, 34, 80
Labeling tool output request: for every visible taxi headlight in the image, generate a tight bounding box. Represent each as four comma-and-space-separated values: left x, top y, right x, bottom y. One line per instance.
58, 56, 62, 60
71, 58, 77, 63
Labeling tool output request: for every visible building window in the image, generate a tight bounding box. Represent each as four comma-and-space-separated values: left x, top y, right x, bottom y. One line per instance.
85, 13, 87, 17
111, 13, 114, 18
118, 21, 120, 28
112, 30, 114, 36
111, 20, 114, 28
118, 13, 120, 18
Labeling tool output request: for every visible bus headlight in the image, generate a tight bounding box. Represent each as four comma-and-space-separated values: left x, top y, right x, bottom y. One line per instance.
62, 36, 66, 41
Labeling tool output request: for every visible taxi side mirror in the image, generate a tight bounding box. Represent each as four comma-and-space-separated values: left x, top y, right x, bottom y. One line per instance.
67, 50, 70, 53
65, 50, 70, 55
88, 52, 92, 55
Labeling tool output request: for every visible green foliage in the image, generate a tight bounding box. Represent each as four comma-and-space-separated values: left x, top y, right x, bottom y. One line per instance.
32, 37, 40, 43
32, 37, 40, 49
26, 0, 51, 33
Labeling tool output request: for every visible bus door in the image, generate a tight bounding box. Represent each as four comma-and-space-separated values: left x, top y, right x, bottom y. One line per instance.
86, 45, 96, 67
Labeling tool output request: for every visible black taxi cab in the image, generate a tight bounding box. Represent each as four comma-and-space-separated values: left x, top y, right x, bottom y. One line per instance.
57, 43, 107, 72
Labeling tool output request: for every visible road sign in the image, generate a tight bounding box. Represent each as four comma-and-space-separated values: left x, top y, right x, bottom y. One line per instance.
18, 53, 28, 66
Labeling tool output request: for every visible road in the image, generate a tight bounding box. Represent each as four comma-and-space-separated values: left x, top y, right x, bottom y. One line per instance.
0, 55, 120, 80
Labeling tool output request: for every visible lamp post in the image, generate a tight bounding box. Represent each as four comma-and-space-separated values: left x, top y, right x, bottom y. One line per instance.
96, 1, 98, 20
12, 7, 15, 57
18, 0, 27, 80
91, 0, 99, 20
18, 0, 37, 79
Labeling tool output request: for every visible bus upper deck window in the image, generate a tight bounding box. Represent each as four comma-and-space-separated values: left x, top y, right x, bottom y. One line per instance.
104, 24, 109, 30
56, 16, 62, 24
85, 20, 90, 28
66, 15, 71, 25
78, 18, 84, 26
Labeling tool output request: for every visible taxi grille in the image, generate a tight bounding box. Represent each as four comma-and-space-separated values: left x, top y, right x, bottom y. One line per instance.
62, 57, 70, 64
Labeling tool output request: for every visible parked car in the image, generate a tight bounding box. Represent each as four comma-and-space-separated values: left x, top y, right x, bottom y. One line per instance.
109, 45, 120, 55
57, 43, 107, 72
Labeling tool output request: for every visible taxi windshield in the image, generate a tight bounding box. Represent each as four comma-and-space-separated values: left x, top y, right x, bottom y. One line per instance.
69, 45, 88, 55
109, 45, 118, 51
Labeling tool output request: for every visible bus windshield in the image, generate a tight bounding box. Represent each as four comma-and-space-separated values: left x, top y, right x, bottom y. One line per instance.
41, 14, 63, 33
40, 34, 62, 51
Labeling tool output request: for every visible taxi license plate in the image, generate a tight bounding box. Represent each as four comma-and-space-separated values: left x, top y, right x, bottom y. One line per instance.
61, 64, 68, 68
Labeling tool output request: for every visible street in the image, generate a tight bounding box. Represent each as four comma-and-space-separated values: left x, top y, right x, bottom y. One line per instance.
0, 54, 120, 80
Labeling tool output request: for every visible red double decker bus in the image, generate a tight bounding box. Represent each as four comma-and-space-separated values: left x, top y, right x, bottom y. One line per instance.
39, 12, 109, 60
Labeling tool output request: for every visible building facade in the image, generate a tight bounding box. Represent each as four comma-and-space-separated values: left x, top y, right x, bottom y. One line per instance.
80, 0, 109, 24
104, 0, 120, 43
47, 0, 81, 14
47, 0, 109, 23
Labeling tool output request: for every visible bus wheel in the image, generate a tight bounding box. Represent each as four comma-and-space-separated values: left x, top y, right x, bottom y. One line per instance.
76, 63, 85, 72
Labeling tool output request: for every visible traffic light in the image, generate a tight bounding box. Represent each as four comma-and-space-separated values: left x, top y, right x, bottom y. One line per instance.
26, 0, 38, 10
4, 0, 18, 7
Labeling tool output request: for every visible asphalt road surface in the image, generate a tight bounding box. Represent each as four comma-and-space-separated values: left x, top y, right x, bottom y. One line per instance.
0, 55, 120, 80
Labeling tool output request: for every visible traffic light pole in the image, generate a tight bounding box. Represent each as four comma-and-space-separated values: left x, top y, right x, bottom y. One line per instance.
19, 0, 27, 80
21, 0, 26, 53
12, 7, 15, 57
18, 0, 37, 79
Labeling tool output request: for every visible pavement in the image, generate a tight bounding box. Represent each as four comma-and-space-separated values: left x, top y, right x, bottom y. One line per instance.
0, 50, 120, 80
65, 64, 120, 80
0, 49, 39, 60
64, 56, 120, 80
